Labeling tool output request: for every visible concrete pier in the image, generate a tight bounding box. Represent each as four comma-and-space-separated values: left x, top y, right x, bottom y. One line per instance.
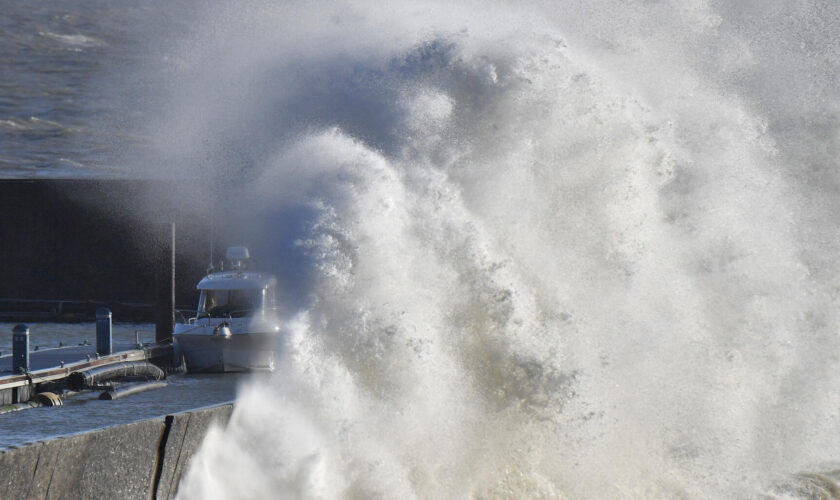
0, 402, 234, 499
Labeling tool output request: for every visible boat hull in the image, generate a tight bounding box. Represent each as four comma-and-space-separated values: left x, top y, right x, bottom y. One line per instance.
175, 332, 278, 373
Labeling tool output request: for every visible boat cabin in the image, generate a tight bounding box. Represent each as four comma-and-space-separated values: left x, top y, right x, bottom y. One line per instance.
195, 271, 277, 319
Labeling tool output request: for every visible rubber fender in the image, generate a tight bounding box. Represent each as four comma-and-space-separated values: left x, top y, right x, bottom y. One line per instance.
67, 361, 165, 391
99, 381, 168, 400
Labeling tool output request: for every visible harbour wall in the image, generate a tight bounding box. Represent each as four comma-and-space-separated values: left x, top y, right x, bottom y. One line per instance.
0, 179, 209, 320
0, 402, 233, 499
0, 178, 307, 321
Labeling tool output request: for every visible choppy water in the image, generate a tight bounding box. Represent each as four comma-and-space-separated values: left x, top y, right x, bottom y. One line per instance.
6, 0, 840, 498
0, 0, 198, 177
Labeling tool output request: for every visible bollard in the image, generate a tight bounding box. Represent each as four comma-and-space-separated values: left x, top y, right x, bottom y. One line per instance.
96, 308, 112, 355
12, 324, 29, 373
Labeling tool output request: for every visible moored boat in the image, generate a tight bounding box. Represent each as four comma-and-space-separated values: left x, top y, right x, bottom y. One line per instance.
174, 246, 280, 373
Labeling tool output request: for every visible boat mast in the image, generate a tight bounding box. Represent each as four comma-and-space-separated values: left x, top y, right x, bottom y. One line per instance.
208, 197, 216, 274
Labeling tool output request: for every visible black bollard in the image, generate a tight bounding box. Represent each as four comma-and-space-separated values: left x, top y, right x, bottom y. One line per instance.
12, 324, 29, 373
96, 308, 112, 355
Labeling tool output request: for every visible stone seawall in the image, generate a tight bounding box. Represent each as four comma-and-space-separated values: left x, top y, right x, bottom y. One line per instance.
0, 402, 233, 499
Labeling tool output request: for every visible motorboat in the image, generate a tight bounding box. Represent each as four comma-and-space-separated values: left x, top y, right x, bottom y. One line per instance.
174, 246, 280, 373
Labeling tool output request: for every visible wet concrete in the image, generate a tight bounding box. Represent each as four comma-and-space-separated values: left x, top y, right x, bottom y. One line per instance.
0, 402, 234, 499
155, 404, 235, 499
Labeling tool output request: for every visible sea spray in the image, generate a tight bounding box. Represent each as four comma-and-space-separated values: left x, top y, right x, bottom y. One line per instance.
118, 1, 840, 498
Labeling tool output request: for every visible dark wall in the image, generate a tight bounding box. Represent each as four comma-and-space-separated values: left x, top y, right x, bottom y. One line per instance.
0, 180, 210, 319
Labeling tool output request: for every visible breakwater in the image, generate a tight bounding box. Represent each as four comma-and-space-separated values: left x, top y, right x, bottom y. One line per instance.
0, 402, 233, 499
0, 179, 294, 322
0, 179, 208, 322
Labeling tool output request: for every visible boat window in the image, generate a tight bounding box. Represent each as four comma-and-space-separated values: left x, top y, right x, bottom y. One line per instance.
199, 289, 263, 318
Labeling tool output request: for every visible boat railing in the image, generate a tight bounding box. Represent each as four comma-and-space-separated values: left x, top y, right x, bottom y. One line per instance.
186, 306, 282, 324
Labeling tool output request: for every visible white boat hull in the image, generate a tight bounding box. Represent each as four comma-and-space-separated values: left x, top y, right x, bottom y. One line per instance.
174, 253, 282, 374
175, 332, 278, 373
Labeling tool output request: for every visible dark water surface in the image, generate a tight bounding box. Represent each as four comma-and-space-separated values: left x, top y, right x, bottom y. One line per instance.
0, 322, 154, 354
0, 0, 195, 177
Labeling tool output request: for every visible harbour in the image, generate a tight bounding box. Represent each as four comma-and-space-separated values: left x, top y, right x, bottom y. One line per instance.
4, 0, 840, 497
0, 322, 242, 450
0, 176, 278, 496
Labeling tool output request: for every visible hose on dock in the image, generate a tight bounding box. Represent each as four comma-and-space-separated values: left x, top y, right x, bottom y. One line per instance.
98, 381, 168, 400
67, 361, 165, 391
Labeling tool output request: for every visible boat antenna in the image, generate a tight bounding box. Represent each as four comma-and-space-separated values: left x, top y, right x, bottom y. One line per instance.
207, 197, 216, 274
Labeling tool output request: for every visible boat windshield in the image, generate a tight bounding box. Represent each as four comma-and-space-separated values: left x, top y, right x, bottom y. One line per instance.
199, 288, 264, 318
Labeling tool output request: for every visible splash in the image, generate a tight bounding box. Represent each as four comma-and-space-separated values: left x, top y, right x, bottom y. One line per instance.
125, 1, 840, 498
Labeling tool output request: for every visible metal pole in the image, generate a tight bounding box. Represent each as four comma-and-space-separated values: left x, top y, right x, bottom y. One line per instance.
155, 222, 175, 344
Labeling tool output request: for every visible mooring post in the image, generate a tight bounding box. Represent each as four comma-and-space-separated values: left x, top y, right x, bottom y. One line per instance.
12, 324, 29, 373
155, 221, 176, 344
96, 307, 112, 355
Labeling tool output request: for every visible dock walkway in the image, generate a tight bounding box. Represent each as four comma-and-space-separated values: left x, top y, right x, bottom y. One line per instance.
0, 343, 170, 405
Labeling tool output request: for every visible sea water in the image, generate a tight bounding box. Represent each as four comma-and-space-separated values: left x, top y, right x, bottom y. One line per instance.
4, 1, 840, 498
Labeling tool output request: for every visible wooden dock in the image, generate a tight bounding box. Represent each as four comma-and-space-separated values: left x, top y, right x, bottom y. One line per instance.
0, 343, 172, 405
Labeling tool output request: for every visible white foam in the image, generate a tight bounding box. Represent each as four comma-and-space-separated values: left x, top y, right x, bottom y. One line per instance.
123, 1, 840, 498
39, 31, 103, 48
